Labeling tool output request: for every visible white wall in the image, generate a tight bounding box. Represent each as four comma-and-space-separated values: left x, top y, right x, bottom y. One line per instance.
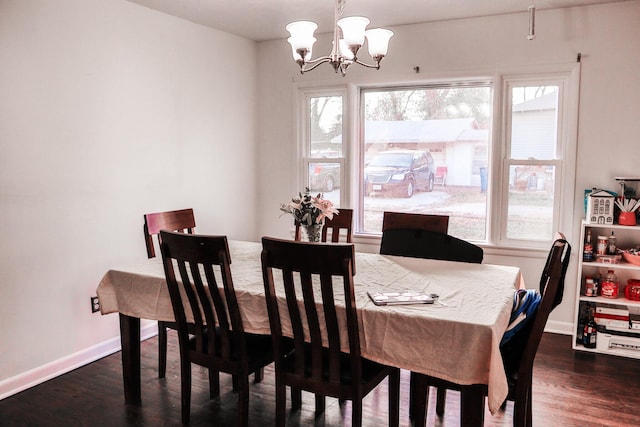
256, 2, 640, 332
0, 0, 257, 393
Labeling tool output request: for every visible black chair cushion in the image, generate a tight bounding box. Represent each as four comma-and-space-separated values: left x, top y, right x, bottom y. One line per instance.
380, 229, 483, 263
280, 345, 391, 385
188, 329, 273, 370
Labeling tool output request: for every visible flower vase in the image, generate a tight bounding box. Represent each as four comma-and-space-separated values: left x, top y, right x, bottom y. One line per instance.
303, 224, 323, 243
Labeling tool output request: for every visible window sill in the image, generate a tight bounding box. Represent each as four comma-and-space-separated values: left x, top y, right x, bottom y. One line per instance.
353, 233, 550, 260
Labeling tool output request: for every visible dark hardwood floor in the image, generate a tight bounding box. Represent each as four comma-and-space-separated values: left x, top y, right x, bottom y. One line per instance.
2, 332, 639, 426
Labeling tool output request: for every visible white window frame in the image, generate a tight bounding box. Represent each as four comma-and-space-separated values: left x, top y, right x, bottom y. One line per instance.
293, 64, 580, 252
295, 87, 349, 208
495, 68, 580, 249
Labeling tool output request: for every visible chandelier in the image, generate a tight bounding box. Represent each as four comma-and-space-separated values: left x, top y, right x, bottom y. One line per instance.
285, 0, 393, 76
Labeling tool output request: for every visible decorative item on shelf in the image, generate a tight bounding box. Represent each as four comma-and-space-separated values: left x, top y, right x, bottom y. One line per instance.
280, 187, 338, 242
622, 248, 640, 266
615, 198, 640, 226
584, 276, 598, 297
601, 269, 619, 298
586, 189, 615, 224
285, 0, 393, 76
625, 279, 640, 301
583, 228, 594, 262
582, 305, 597, 349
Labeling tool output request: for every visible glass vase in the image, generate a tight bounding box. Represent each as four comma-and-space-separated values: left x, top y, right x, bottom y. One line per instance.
303, 224, 323, 242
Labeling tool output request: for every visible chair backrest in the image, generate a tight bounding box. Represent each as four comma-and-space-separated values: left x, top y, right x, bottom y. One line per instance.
143, 208, 196, 258
294, 208, 354, 243
261, 237, 360, 385
380, 229, 483, 263
381, 212, 449, 234
502, 235, 571, 376
159, 230, 246, 364
322, 208, 354, 243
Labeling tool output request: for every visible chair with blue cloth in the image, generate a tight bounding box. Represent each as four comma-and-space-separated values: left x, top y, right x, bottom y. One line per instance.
410, 235, 571, 427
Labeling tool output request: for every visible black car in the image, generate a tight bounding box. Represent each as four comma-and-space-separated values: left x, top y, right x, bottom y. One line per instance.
364, 150, 435, 198
309, 162, 340, 192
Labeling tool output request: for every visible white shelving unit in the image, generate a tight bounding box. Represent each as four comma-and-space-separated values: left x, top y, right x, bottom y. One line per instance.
572, 220, 640, 359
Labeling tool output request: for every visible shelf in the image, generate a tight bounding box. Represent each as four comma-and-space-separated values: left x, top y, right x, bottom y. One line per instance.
574, 342, 640, 359
574, 219, 640, 359
581, 260, 640, 271
578, 295, 640, 308
582, 221, 640, 231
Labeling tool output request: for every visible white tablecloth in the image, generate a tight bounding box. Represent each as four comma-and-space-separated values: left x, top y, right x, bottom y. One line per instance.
97, 240, 520, 414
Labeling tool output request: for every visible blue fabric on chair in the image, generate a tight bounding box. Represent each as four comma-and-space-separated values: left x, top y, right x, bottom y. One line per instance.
500, 289, 541, 348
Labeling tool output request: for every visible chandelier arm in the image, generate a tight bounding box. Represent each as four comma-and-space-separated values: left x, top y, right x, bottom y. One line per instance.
300, 56, 333, 73
354, 58, 382, 70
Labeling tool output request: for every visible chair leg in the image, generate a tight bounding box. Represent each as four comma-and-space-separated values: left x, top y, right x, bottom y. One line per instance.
157, 321, 167, 378
237, 376, 250, 427
436, 386, 447, 416
209, 369, 220, 398
291, 387, 302, 411
232, 374, 239, 392
275, 381, 287, 427
180, 360, 192, 424
388, 369, 400, 427
460, 385, 485, 427
513, 381, 531, 427
315, 394, 325, 415
352, 396, 363, 427
254, 367, 264, 383
411, 374, 429, 427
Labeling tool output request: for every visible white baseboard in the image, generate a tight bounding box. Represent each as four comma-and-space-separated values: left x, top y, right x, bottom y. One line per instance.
0, 323, 158, 401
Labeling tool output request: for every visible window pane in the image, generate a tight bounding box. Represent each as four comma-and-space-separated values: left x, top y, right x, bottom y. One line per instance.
309, 96, 343, 157
510, 86, 558, 160
506, 164, 555, 240
308, 162, 341, 206
361, 86, 491, 241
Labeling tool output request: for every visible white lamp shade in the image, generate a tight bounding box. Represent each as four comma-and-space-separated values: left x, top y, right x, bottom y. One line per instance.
338, 39, 354, 60
286, 21, 318, 50
365, 28, 393, 57
337, 16, 369, 46
288, 37, 315, 61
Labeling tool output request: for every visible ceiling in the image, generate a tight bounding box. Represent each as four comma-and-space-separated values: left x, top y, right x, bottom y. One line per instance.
126, 0, 628, 42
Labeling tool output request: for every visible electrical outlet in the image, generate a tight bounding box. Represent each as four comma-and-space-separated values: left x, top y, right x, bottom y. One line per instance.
90, 296, 100, 313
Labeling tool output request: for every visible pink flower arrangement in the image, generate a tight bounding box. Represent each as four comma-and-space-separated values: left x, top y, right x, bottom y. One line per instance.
280, 187, 339, 226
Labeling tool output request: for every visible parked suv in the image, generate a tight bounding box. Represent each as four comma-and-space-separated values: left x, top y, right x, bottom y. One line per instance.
364, 150, 435, 198
309, 162, 340, 192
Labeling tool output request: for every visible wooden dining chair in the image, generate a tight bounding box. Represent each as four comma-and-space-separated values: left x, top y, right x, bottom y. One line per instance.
379, 212, 483, 418
260, 237, 400, 427
381, 211, 449, 234
143, 208, 196, 378
381, 229, 484, 263
410, 236, 571, 427
294, 208, 354, 243
159, 231, 274, 426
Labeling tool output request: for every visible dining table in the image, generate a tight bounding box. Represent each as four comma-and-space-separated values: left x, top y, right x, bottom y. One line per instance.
96, 239, 522, 425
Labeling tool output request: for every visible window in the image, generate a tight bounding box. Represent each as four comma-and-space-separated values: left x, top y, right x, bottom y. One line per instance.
296, 68, 578, 249
502, 82, 562, 243
302, 92, 344, 208
361, 84, 491, 241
